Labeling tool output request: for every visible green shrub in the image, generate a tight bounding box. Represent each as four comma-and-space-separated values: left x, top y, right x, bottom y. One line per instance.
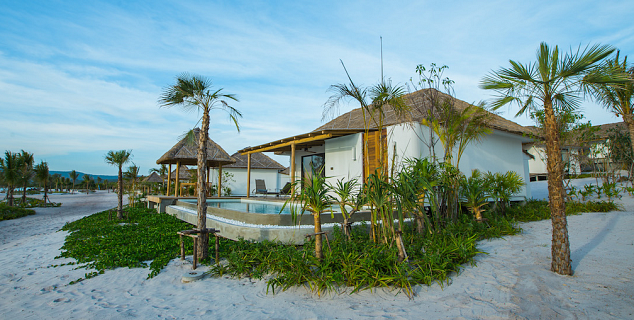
506, 199, 619, 222
0, 203, 36, 220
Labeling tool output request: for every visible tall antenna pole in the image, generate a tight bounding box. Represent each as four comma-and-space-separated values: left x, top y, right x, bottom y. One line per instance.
380, 36, 384, 84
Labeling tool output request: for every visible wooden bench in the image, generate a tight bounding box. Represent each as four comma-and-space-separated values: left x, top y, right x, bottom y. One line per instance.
178, 228, 220, 270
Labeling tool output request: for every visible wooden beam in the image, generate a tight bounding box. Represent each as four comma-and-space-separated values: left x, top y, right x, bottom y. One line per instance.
167, 163, 172, 196
246, 153, 251, 198
241, 133, 333, 155
217, 164, 222, 198
206, 167, 210, 197
290, 142, 296, 196
175, 162, 181, 197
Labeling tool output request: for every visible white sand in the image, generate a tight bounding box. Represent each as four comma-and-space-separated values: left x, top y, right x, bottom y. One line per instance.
0, 187, 632, 319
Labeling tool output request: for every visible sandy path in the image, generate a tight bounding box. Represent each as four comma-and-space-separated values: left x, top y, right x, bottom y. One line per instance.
0, 188, 632, 319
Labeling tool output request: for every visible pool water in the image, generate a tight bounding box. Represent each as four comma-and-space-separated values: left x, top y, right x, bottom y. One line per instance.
181, 199, 294, 214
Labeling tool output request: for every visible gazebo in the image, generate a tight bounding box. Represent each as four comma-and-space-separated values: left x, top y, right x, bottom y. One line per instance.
157, 128, 235, 197
143, 171, 164, 194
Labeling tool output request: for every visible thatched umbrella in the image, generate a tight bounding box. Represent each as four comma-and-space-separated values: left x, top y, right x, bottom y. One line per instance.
143, 171, 164, 194
157, 128, 235, 197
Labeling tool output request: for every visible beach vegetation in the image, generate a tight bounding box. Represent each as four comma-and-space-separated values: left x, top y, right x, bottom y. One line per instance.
69, 170, 79, 194
18, 150, 34, 204
56, 207, 193, 282
0, 151, 22, 206
159, 73, 241, 261
480, 42, 626, 275
0, 203, 36, 220
105, 150, 132, 219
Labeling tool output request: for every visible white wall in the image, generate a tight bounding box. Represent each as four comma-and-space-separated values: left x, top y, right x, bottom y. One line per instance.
324, 133, 363, 185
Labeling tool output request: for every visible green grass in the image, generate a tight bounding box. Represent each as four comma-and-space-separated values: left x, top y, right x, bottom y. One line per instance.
56, 207, 193, 283
506, 199, 619, 222
0, 203, 36, 220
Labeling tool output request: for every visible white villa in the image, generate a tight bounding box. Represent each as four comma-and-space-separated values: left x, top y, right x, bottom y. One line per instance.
238, 89, 534, 199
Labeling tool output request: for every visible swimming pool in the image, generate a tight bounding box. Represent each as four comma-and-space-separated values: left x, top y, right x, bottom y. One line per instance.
180, 199, 295, 214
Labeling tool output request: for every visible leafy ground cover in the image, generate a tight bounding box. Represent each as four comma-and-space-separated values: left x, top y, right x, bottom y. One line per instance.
0, 203, 36, 221
56, 207, 193, 283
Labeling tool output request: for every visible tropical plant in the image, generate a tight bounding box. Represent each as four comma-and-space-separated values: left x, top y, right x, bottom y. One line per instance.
125, 164, 141, 206
159, 73, 241, 261
82, 174, 92, 194
480, 42, 624, 275
329, 178, 365, 240
18, 150, 34, 203
485, 171, 524, 215
282, 168, 333, 260
34, 161, 50, 203
459, 169, 490, 222
397, 157, 438, 234
105, 150, 132, 219
69, 170, 79, 194
0, 151, 22, 206
324, 62, 409, 178
51, 173, 62, 192
593, 51, 634, 162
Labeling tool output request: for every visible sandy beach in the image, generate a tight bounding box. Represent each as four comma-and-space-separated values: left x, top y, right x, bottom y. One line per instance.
0, 186, 632, 319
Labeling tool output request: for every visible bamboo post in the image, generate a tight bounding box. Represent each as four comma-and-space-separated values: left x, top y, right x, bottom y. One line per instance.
215, 234, 219, 265
192, 236, 198, 270
175, 162, 181, 197
179, 234, 185, 260
167, 163, 172, 196
218, 164, 223, 197
247, 153, 252, 198
290, 143, 296, 196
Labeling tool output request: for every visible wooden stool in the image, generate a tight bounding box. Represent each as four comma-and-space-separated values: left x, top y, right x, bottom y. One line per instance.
178, 228, 220, 270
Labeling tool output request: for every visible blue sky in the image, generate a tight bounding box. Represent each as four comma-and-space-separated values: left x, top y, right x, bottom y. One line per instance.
1, 0, 632, 175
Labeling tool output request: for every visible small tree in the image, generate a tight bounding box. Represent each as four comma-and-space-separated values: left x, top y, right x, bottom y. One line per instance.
283, 168, 333, 260
459, 169, 490, 222
105, 150, 132, 219
69, 170, 79, 194
82, 174, 92, 194
18, 150, 34, 203
34, 161, 50, 203
0, 151, 21, 206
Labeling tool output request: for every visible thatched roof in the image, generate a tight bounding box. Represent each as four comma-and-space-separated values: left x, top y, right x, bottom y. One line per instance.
592, 121, 628, 140
143, 171, 164, 183
315, 88, 533, 137
224, 152, 286, 170
156, 128, 235, 167
170, 165, 192, 180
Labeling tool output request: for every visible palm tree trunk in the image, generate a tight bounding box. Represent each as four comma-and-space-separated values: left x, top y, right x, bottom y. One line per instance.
117, 166, 124, 219
22, 180, 27, 204
544, 98, 573, 275
197, 113, 210, 261
624, 115, 634, 177
314, 212, 323, 260
8, 186, 14, 207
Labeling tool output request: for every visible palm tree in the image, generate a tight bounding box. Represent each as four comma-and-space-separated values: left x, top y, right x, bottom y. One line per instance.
97, 177, 102, 191
51, 173, 61, 192
18, 150, 34, 204
125, 164, 140, 206
82, 174, 92, 194
0, 151, 22, 206
34, 161, 50, 203
69, 170, 79, 194
480, 42, 624, 275
105, 150, 132, 219
593, 52, 634, 160
159, 74, 241, 261
324, 63, 409, 177
283, 168, 333, 260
